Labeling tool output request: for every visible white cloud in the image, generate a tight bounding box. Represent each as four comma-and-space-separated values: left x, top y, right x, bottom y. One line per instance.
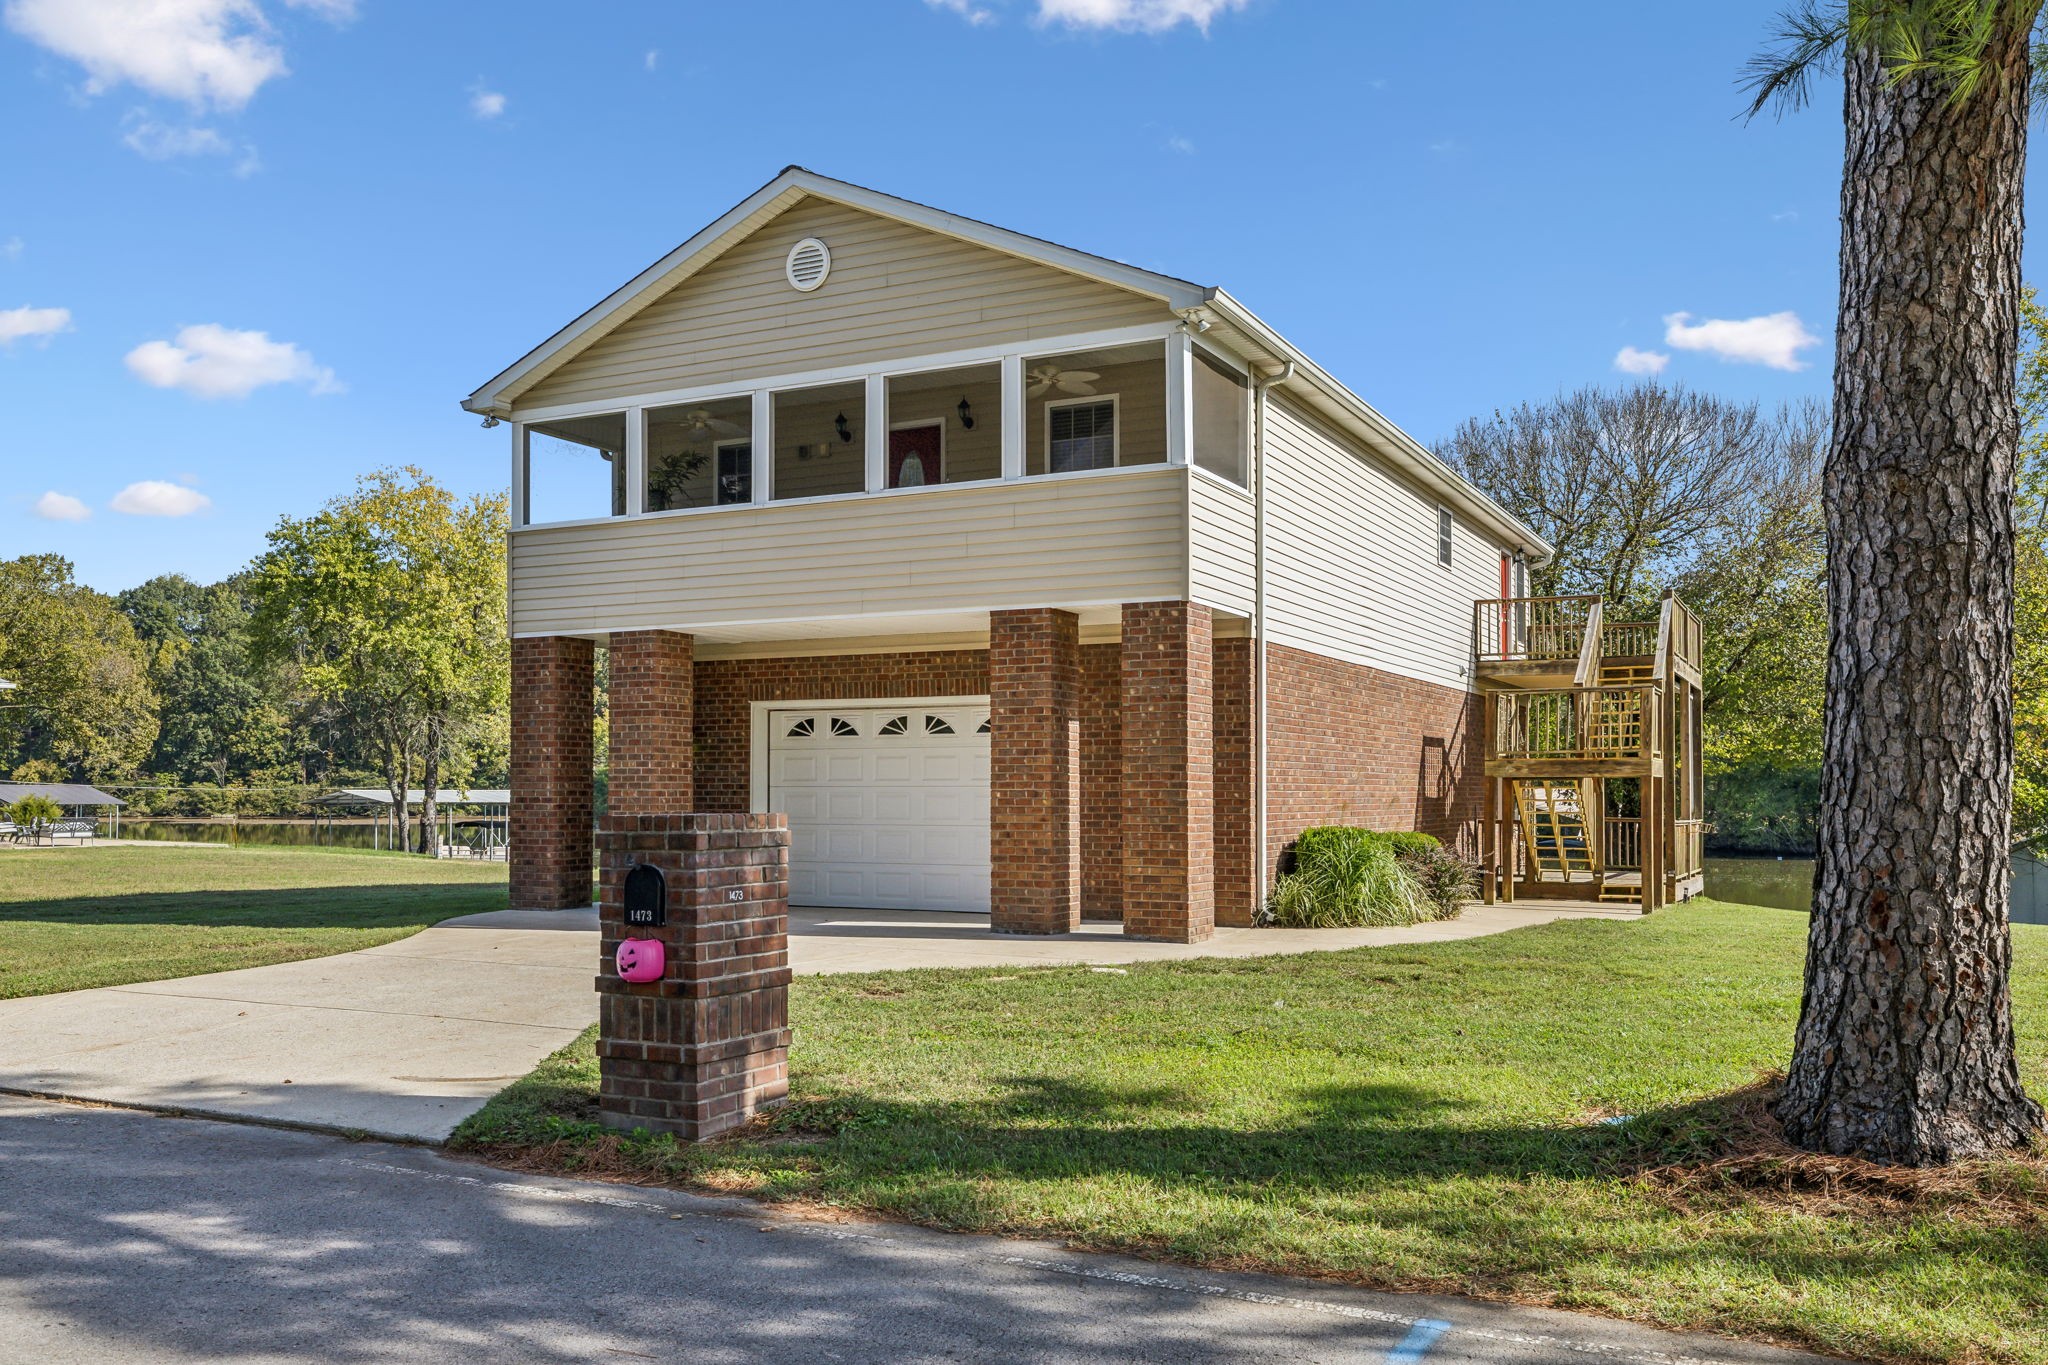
0, 237, 21, 261
121, 112, 260, 172
125, 323, 340, 398
0, 304, 71, 345
111, 480, 212, 517
643, 48, 659, 70
470, 86, 506, 119
1166, 134, 1195, 154
33, 491, 90, 522
2, 0, 352, 111
1662, 310, 1821, 372
121, 112, 224, 156
927, 0, 998, 23
1034, 0, 1250, 32
1613, 346, 1669, 376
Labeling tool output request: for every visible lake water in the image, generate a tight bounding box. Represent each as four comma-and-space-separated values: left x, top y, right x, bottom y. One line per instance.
1704, 856, 1813, 912
111, 818, 497, 851
1704, 855, 2048, 926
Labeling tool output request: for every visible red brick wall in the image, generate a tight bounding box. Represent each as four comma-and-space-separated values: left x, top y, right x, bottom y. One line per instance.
510, 635, 595, 910
1079, 643, 1122, 920
1120, 601, 1215, 943
989, 610, 1083, 934
691, 650, 990, 814
1262, 641, 1484, 881
608, 630, 694, 813
1213, 636, 1256, 927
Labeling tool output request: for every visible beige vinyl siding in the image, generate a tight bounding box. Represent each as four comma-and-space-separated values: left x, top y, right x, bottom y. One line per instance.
1261, 396, 1507, 692
1188, 472, 1256, 617
509, 468, 1191, 637
516, 199, 1173, 411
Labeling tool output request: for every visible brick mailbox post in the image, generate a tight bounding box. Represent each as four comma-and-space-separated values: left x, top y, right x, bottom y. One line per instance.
595, 813, 792, 1140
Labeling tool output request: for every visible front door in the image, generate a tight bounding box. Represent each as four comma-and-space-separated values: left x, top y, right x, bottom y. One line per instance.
887, 423, 942, 488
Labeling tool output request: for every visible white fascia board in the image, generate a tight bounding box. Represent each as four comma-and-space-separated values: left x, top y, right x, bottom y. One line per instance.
462, 166, 1209, 419
1203, 289, 1555, 565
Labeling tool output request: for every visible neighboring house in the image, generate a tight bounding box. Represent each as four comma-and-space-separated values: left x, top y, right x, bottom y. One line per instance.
465, 166, 1555, 943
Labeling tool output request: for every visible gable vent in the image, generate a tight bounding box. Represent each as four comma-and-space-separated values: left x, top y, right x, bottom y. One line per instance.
785, 237, 831, 292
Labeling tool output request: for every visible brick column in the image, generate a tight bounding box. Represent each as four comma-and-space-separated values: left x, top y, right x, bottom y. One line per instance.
989, 608, 1082, 933
511, 635, 594, 910
1121, 601, 1215, 943
608, 630, 694, 813
597, 813, 791, 1141
1212, 634, 1257, 927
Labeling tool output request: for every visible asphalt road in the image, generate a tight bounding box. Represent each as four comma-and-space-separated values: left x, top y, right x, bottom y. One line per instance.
0, 1095, 1833, 1364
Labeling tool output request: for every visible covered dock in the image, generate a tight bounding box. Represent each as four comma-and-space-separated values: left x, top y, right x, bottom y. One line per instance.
312, 788, 510, 856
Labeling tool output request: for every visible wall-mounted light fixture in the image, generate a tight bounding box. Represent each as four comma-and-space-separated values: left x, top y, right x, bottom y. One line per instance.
834, 412, 853, 444
956, 397, 975, 430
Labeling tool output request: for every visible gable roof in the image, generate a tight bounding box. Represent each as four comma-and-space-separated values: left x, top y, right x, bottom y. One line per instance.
463, 166, 1551, 561
463, 166, 1208, 420
0, 781, 123, 807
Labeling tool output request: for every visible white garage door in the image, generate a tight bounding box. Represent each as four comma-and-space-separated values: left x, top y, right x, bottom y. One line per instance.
766, 701, 992, 912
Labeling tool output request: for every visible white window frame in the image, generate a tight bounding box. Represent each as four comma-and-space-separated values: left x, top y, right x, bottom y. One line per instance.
1436, 504, 1454, 568
506, 321, 1179, 529
885, 417, 947, 488
1044, 393, 1121, 474
520, 411, 632, 525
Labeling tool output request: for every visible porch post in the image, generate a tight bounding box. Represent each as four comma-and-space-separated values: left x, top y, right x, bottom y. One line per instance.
607, 630, 695, 814
510, 635, 595, 909
1121, 600, 1215, 943
989, 608, 1083, 933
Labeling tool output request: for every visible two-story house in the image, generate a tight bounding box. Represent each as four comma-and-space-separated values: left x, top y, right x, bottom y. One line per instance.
465, 167, 1554, 943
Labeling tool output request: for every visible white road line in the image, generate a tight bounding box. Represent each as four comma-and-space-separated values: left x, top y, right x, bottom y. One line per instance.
338, 1158, 1748, 1365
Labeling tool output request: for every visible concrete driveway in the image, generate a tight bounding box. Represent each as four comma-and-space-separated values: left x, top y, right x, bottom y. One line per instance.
0, 901, 1627, 1142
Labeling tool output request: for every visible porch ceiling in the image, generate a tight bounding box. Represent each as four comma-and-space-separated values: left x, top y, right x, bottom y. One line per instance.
520, 605, 1250, 654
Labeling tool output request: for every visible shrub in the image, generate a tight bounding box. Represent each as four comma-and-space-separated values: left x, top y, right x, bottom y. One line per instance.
1394, 842, 1476, 921
1264, 827, 1430, 928
8, 794, 63, 828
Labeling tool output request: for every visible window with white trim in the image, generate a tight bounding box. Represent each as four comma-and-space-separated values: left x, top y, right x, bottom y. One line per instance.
1047, 396, 1118, 473
1436, 505, 1454, 567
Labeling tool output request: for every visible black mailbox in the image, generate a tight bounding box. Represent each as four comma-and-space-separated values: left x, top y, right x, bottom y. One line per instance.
623, 863, 667, 928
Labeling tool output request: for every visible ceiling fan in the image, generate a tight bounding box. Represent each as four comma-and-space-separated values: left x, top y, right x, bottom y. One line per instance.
1026, 363, 1100, 397
668, 409, 746, 440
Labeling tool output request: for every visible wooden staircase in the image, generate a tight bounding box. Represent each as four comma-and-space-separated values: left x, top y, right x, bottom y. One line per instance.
1513, 780, 1594, 880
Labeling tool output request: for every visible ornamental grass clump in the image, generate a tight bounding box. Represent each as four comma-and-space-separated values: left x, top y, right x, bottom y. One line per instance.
1265, 827, 1430, 928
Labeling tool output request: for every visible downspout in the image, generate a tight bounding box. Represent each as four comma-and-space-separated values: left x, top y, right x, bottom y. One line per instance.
1251, 359, 1295, 920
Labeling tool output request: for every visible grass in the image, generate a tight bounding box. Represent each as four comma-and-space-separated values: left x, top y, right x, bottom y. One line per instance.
452, 900, 2048, 1364
0, 843, 508, 998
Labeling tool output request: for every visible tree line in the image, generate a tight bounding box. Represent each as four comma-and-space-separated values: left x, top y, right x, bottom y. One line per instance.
0, 468, 508, 853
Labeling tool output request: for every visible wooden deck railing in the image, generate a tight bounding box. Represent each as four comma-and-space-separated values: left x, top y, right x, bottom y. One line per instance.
1474, 594, 1601, 664
1489, 685, 1660, 763
1600, 621, 1657, 657
1663, 593, 1703, 673
1603, 816, 1642, 870
1673, 820, 1704, 878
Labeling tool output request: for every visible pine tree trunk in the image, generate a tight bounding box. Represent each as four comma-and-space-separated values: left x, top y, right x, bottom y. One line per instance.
1778, 36, 2045, 1163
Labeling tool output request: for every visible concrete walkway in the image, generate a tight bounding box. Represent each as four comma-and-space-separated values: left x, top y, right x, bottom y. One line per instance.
0, 902, 1631, 1142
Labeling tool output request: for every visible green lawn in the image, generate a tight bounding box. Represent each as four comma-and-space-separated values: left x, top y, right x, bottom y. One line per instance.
0, 844, 509, 998
453, 900, 2048, 1364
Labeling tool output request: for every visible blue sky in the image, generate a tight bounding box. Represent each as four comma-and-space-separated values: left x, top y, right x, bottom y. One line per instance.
1, 0, 1882, 593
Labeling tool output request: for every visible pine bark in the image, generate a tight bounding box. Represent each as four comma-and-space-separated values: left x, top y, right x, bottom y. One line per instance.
1778, 34, 2045, 1162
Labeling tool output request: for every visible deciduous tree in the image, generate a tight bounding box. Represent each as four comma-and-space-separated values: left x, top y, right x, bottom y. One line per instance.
249, 469, 507, 854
